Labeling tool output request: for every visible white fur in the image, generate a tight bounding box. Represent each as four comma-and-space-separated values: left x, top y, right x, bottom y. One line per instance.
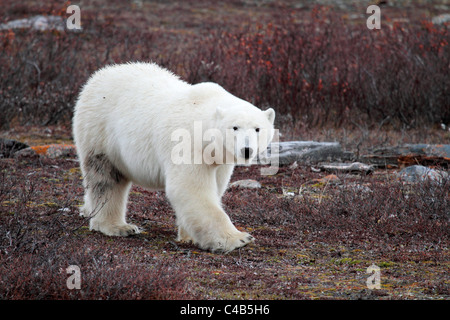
73, 62, 275, 252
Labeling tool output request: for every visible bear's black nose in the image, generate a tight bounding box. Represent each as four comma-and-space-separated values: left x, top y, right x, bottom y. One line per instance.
241, 147, 254, 159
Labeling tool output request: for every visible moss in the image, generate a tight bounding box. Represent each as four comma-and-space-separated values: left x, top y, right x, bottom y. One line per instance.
332, 258, 363, 266
378, 261, 395, 268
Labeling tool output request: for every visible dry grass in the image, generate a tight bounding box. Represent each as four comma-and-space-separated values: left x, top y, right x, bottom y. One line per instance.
0, 142, 448, 299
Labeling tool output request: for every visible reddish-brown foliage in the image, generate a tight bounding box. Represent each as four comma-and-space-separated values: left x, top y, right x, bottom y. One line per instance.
0, 0, 449, 129
1, 152, 448, 299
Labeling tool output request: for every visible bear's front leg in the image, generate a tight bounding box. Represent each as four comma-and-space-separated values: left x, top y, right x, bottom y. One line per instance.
175, 205, 255, 253
166, 168, 254, 253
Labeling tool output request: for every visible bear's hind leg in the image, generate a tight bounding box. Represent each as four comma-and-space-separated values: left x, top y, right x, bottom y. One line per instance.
81, 153, 140, 236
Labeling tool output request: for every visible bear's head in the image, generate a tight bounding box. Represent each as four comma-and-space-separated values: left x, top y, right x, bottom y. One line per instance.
216, 104, 275, 164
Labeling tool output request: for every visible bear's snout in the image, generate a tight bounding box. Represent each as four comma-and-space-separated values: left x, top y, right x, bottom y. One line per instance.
241, 147, 254, 159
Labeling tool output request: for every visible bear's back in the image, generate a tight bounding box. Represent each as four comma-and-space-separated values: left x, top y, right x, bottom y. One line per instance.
85, 62, 187, 93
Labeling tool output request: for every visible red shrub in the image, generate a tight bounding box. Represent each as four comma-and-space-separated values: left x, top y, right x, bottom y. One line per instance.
1, 2, 448, 129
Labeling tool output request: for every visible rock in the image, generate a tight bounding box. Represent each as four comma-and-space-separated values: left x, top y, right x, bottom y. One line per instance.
13, 147, 38, 159
30, 144, 76, 158
318, 162, 375, 175
432, 13, 450, 25
260, 141, 353, 166
229, 179, 262, 189
45, 144, 77, 158
397, 165, 448, 184
13, 144, 77, 159
0, 15, 65, 31
0, 138, 29, 158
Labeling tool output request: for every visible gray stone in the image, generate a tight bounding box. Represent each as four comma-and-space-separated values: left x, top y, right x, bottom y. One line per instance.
432, 13, 450, 25
13, 147, 38, 159
397, 165, 448, 184
0, 15, 65, 31
46, 144, 77, 158
229, 179, 262, 189
0, 138, 29, 158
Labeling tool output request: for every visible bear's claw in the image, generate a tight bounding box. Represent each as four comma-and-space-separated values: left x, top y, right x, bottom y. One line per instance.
210, 232, 255, 253
90, 221, 141, 237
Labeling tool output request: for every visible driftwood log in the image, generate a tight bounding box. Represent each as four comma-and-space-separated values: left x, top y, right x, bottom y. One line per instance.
259, 141, 449, 169
317, 162, 375, 175
361, 144, 450, 168
259, 141, 353, 166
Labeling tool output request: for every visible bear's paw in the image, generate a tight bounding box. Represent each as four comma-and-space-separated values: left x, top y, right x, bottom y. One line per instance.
212, 232, 255, 254
90, 221, 141, 237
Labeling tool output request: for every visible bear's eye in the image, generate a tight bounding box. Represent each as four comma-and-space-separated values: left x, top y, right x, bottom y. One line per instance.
255, 128, 260, 133
233, 126, 238, 131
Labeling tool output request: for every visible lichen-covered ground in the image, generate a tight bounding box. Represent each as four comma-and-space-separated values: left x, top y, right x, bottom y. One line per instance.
1, 127, 448, 300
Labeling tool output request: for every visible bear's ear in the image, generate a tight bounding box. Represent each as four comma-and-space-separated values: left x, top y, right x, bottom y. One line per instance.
264, 108, 275, 124
216, 106, 226, 119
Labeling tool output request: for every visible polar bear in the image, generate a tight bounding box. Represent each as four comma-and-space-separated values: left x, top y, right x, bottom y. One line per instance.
73, 62, 275, 253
